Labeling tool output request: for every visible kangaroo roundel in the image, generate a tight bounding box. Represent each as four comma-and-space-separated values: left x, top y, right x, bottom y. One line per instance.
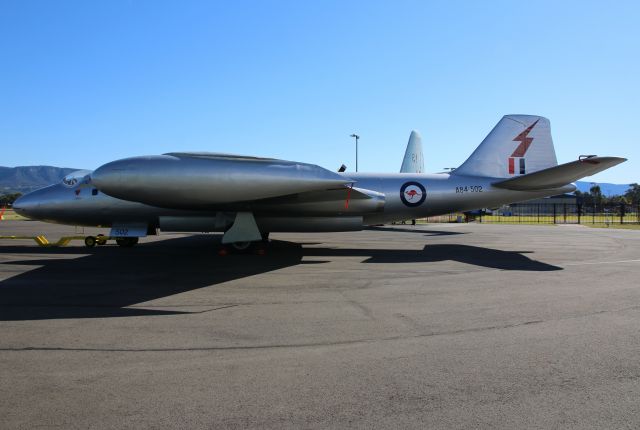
400, 181, 426, 207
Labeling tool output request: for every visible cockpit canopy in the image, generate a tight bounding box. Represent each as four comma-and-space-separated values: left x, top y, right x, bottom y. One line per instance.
62, 170, 92, 187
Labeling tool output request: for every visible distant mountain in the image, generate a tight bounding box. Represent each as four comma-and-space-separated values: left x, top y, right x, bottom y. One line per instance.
0, 166, 81, 194
575, 181, 632, 197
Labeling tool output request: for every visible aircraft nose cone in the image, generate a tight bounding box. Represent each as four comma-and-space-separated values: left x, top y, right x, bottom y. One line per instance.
91, 157, 145, 196
12, 192, 39, 218
91, 155, 176, 201
91, 160, 124, 189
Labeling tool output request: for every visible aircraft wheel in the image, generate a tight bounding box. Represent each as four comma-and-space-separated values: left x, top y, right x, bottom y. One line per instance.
116, 237, 139, 247
230, 241, 252, 252
84, 236, 97, 248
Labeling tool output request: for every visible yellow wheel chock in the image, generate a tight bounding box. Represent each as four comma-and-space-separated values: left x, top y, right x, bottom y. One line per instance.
0, 235, 110, 247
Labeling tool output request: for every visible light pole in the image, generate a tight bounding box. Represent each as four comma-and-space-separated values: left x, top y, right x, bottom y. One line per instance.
350, 134, 360, 172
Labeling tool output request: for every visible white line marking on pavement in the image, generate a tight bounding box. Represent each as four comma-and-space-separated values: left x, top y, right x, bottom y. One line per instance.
565, 259, 640, 266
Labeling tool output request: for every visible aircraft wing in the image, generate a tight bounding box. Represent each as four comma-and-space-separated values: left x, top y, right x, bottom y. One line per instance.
492, 156, 627, 191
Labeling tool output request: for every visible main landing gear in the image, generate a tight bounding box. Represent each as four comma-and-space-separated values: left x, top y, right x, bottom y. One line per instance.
230, 241, 253, 252
220, 235, 270, 256
218, 212, 269, 255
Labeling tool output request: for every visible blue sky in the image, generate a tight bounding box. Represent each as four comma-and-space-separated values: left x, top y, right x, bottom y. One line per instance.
1, 0, 638, 183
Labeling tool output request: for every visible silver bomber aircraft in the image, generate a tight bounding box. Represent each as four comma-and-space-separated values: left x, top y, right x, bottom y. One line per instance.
13, 115, 626, 250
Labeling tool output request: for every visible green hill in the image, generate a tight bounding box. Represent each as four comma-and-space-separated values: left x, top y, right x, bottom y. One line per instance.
0, 166, 81, 194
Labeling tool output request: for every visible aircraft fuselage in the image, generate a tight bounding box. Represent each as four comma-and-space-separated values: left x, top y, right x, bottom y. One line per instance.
14, 171, 574, 233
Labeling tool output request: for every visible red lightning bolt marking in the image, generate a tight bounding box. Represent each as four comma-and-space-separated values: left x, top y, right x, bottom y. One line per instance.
510, 119, 539, 157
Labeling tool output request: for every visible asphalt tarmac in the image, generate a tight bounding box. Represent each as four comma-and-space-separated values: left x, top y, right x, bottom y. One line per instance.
1, 220, 640, 429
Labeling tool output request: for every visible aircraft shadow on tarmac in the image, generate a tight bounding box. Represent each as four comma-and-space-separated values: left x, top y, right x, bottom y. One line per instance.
366, 226, 464, 236
0, 235, 560, 321
303, 244, 562, 271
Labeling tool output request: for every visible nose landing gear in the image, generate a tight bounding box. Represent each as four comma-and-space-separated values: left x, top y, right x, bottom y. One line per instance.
83, 235, 139, 247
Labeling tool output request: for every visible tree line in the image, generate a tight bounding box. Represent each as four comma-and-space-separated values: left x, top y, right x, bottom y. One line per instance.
0, 193, 22, 207
574, 183, 640, 207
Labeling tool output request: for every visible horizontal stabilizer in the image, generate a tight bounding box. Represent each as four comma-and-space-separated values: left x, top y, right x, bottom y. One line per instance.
492, 156, 627, 191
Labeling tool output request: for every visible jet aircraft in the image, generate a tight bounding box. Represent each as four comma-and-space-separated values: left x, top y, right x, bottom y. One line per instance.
14, 115, 626, 250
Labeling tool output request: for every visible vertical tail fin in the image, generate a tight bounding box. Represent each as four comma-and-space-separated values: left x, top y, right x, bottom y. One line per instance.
453, 115, 557, 178
400, 130, 424, 173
